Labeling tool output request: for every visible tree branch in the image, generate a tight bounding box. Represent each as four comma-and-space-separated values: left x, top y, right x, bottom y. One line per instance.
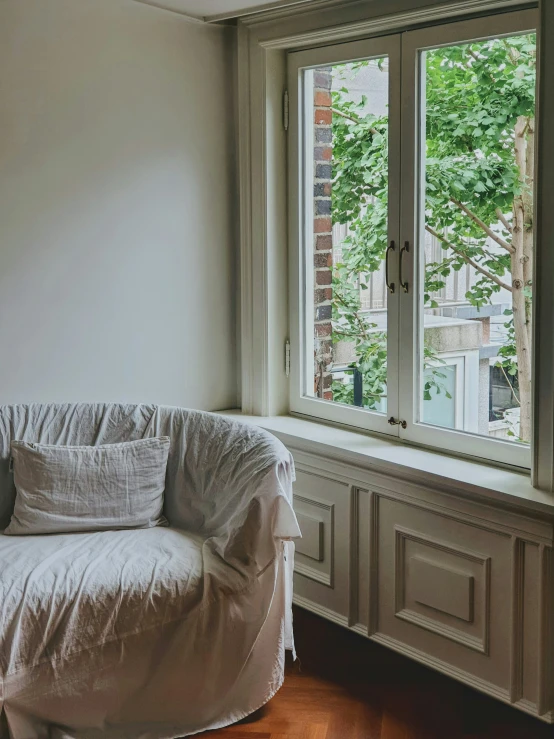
500, 364, 520, 406
331, 107, 378, 135
480, 248, 509, 271
450, 198, 515, 253
495, 207, 513, 234
333, 291, 369, 340
331, 107, 359, 124
425, 225, 513, 292
467, 47, 496, 82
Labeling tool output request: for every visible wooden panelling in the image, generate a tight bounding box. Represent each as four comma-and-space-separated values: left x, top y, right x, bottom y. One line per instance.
377, 498, 509, 692
408, 556, 474, 622
351, 487, 371, 631
293, 493, 334, 586
394, 526, 490, 653
295, 512, 324, 562
293, 468, 351, 618
288, 448, 554, 723
519, 542, 539, 710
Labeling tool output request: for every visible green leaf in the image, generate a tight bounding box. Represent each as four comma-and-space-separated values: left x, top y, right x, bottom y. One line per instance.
329, 38, 535, 433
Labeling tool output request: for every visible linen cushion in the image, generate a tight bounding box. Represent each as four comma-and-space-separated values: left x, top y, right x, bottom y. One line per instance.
4, 437, 170, 535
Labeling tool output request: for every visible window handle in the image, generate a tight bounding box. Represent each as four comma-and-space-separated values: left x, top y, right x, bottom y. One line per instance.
388, 416, 407, 429
385, 240, 395, 294
400, 241, 410, 293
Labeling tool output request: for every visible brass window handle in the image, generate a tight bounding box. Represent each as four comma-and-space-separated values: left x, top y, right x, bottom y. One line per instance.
385, 240, 395, 294
400, 241, 410, 293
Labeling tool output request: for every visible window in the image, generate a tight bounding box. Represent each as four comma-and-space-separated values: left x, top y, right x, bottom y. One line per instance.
288, 9, 537, 468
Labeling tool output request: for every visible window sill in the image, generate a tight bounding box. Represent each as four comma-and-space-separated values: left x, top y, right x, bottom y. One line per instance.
221, 409, 554, 518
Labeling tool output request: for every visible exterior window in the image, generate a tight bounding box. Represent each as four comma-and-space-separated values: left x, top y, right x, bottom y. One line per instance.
288, 10, 537, 468
417, 33, 536, 447
305, 60, 391, 416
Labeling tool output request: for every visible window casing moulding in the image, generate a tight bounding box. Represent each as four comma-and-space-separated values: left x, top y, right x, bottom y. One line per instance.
240, 0, 532, 45
237, 0, 554, 491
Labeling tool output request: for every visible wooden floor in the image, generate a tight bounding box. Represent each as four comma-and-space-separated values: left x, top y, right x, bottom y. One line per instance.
200, 606, 554, 739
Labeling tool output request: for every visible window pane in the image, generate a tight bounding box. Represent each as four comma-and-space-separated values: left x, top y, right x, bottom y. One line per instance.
422, 363, 457, 428
304, 59, 390, 413
418, 33, 536, 444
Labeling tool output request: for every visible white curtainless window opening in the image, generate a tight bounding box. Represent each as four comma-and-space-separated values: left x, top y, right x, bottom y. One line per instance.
287, 8, 538, 469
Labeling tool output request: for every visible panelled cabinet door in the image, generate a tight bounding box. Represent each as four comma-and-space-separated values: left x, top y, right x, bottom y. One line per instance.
374, 496, 528, 707
293, 467, 351, 623
288, 448, 552, 720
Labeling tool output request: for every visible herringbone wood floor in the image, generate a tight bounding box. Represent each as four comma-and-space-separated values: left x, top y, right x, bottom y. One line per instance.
200, 607, 554, 739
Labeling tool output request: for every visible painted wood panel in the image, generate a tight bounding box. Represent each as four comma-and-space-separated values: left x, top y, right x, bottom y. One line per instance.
296, 512, 324, 561
377, 497, 509, 691
293, 467, 351, 620
394, 528, 489, 653
409, 556, 474, 622
287, 448, 554, 722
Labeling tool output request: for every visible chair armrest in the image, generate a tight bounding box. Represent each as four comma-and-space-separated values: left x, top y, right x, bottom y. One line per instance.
153, 409, 301, 576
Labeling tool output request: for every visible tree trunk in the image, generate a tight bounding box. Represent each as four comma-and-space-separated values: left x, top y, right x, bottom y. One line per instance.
523, 118, 534, 352
512, 115, 533, 443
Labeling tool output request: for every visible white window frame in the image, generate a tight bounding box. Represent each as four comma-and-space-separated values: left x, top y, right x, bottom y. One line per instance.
426, 351, 488, 434
287, 9, 535, 468
287, 35, 401, 438
397, 9, 536, 469
237, 0, 554, 490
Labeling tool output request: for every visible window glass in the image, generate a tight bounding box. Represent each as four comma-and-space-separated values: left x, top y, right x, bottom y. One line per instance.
418, 33, 536, 444
304, 59, 391, 415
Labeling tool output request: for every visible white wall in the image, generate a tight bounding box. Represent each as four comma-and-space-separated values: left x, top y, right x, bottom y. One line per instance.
0, 0, 237, 409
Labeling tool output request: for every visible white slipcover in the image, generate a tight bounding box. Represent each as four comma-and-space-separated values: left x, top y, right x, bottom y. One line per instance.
0, 403, 300, 739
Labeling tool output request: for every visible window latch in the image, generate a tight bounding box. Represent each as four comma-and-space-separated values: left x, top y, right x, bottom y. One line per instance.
388, 417, 407, 429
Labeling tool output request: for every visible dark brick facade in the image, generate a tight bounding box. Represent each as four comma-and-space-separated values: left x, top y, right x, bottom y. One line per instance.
313, 67, 333, 400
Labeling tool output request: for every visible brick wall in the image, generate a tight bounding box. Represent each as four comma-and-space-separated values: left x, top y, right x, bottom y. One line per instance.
313, 68, 333, 400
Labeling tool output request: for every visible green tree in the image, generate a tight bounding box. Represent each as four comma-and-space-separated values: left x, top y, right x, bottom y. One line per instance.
331, 35, 536, 440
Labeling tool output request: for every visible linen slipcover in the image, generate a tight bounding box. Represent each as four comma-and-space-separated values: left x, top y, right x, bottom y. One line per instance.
0, 403, 301, 739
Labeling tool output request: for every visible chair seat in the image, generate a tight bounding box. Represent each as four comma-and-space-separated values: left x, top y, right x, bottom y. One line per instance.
0, 527, 204, 678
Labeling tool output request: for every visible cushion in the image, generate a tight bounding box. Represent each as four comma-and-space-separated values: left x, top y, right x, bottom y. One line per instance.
4, 437, 170, 535
0, 527, 203, 674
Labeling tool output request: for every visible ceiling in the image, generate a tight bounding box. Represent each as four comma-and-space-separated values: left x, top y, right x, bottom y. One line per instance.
133, 0, 317, 22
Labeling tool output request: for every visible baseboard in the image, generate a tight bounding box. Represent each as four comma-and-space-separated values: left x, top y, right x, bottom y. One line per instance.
292, 597, 554, 725
292, 594, 349, 628
371, 632, 553, 725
